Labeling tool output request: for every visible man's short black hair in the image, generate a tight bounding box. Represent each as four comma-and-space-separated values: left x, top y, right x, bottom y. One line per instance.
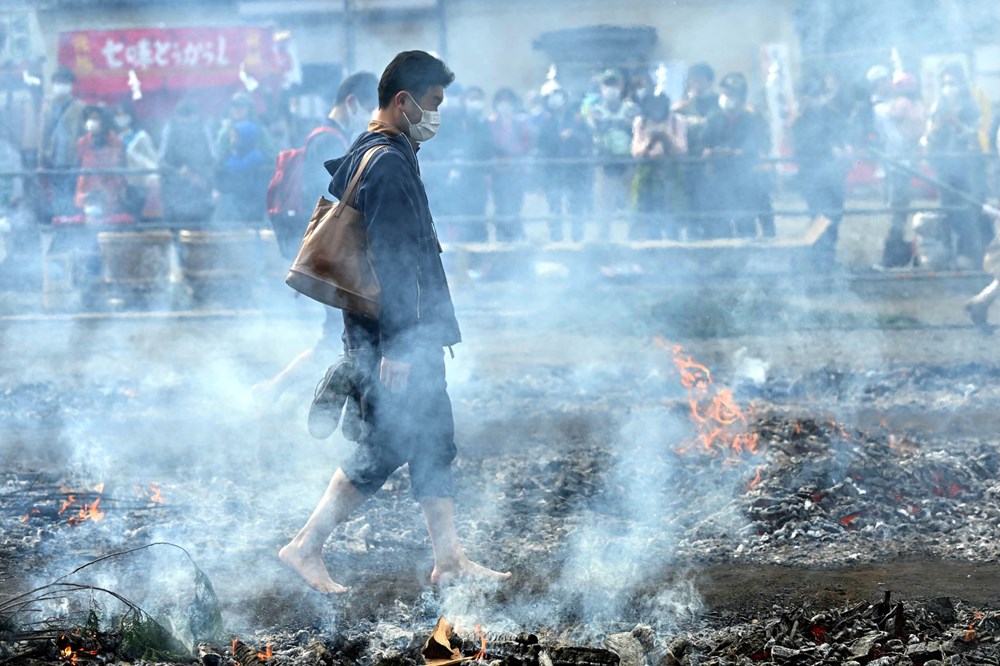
688, 62, 715, 84
336, 71, 378, 108
378, 50, 454, 109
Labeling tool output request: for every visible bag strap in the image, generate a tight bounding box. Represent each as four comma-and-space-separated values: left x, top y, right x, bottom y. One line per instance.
333, 145, 387, 218
304, 125, 348, 152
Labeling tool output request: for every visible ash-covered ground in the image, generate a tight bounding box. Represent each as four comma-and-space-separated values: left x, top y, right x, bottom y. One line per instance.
4, 271, 1000, 665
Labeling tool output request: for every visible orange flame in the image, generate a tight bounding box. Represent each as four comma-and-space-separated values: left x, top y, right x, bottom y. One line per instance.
135, 483, 165, 505
258, 645, 273, 661
658, 339, 762, 460
473, 624, 487, 661
67, 498, 105, 526
58, 495, 76, 515
747, 467, 763, 490
58, 635, 98, 664
965, 621, 977, 642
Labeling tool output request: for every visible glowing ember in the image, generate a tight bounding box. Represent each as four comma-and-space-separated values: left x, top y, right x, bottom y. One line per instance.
473, 624, 487, 661
258, 644, 273, 661
839, 511, 864, 528
20, 508, 40, 523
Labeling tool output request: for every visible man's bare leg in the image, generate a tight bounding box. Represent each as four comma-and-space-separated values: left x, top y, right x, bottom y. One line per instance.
279, 467, 367, 593
966, 278, 1000, 331
252, 346, 317, 404
420, 496, 512, 585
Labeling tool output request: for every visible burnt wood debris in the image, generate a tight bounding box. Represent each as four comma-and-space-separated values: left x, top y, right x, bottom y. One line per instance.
6, 355, 1000, 664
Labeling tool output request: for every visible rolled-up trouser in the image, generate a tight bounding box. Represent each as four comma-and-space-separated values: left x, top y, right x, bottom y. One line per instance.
340, 346, 457, 500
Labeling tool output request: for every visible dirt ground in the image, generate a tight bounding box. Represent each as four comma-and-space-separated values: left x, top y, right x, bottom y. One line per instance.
3, 265, 1000, 608
4, 199, 1000, 661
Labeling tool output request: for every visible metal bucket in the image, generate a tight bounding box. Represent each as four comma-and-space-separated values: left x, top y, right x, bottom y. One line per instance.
97, 230, 173, 287
177, 229, 260, 280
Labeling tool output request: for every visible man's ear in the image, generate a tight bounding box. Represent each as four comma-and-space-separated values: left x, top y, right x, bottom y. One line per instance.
393, 90, 409, 109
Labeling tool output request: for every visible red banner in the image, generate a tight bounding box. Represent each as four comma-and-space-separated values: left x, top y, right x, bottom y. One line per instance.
57, 26, 279, 96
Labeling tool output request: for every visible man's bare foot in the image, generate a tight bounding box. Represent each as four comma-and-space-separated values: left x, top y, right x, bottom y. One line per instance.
430, 556, 512, 586
965, 300, 994, 334
279, 543, 348, 594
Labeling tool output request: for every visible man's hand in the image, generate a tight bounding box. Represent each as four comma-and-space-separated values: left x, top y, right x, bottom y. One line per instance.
380, 357, 411, 393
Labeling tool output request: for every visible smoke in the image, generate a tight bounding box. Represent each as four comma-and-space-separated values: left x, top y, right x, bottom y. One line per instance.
5, 2, 999, 661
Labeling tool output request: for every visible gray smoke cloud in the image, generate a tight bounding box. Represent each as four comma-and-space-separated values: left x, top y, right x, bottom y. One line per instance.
3, 1, 998, 661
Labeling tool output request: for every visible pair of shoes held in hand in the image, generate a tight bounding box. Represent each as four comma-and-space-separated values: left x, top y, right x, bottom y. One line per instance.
308, 358, 363, 440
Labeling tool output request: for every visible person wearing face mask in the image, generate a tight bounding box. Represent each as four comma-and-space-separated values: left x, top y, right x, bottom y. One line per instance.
38, 68, 86, 220
629, 71, 654, 106
279, 51, 511, 595
585, 69, 639, 239
630, 92, 688, 240
873, 71, 926, 268
418, 83, 492, 243
252, 72, 378, 406
537, 87, 593, 242
792, 75, 850, 269
924, 64, 988, 270
304, 72, 378, 205
488, 87, 532, 242
212, 118, 269, 226
74, 105, 127, 220
701, 72, 773, 239
111, 102, 160, 220
215, 92, 276, 168
672, 63, 720, 238
446, 86, 492, 242
159, 99, 216, 225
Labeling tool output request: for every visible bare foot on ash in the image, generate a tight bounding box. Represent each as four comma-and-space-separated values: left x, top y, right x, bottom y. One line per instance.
279, 543, 349, 594
431, 557, 512, 587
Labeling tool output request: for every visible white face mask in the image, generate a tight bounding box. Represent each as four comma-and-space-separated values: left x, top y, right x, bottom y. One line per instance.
402, 93, 440, 142
114, 115, 131, 129
52, 82, 72, 97
346, 98, 372, 136
719, 94, 740, 112
466, 99, 485, 114
85, 119, 101, 134
601, 86, 621, 104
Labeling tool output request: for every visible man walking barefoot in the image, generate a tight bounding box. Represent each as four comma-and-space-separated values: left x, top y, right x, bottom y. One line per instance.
279, 51, 511, 593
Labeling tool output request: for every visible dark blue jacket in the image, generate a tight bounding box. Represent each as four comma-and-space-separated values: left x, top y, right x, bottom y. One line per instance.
327, 129, 461, 358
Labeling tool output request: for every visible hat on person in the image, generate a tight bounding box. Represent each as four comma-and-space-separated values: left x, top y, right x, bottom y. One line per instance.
866, 65, 890, 83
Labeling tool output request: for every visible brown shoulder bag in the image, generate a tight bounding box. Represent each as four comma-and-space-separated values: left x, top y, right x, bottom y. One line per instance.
285, 145, 386, 318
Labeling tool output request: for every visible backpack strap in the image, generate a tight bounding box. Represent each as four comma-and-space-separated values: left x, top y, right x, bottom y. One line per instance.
333, 145, 387, 218
305, 124, 348, 153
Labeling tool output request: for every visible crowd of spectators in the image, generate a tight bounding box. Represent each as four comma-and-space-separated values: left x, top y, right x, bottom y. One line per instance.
1, 56, 1000, 273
